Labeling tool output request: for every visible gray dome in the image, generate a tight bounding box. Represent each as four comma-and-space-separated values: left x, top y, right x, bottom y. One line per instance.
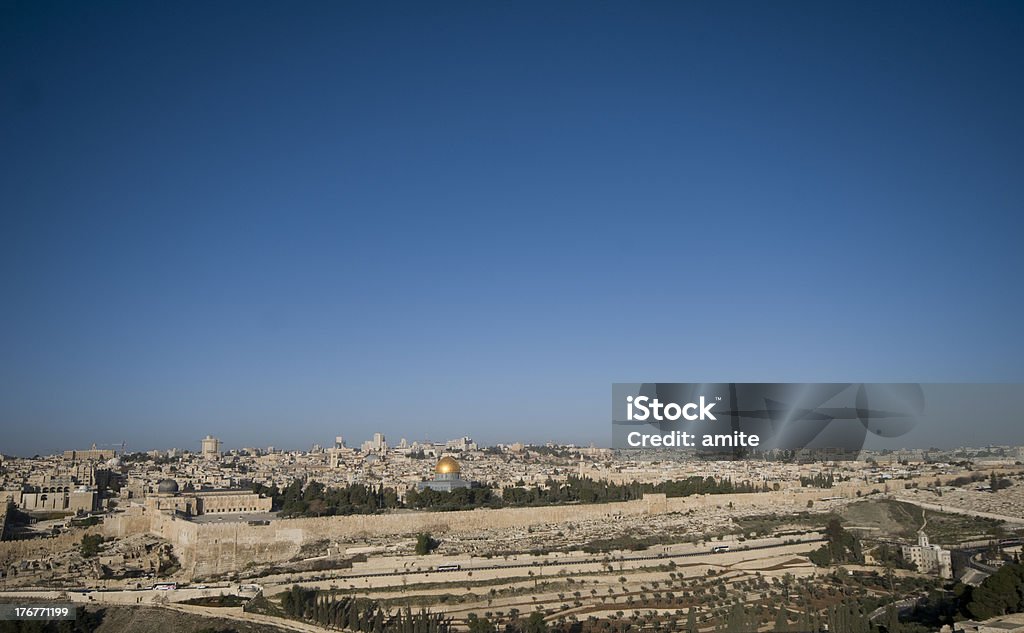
156, 479, 179, 494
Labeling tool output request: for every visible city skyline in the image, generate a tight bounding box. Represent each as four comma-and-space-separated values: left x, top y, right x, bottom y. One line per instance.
7, 429, 1024, 460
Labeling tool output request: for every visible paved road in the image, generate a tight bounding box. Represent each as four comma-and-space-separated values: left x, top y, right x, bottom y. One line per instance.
868, 595, 926, 622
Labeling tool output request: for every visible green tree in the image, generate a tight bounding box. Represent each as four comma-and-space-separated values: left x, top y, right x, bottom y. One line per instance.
686, 608, 698, 633
467, 614, 497, 633
415, 532, 438, 555
967, 561, 1024, 619
80, 534, 104, 558
773, 607, 789, 632
524, 611, 548, 633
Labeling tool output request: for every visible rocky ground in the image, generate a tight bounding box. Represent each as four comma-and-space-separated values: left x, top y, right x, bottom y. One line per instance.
435, 496, 847, 557
906, 478, 1024, 520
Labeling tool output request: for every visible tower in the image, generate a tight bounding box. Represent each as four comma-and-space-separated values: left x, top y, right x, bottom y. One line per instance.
201, 435, 221, 460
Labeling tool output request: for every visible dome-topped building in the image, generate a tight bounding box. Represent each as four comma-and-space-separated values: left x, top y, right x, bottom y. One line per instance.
435, 456, 460, 475
156, 479, 179, 495
146, 477, 273, 517
417, 456, 474, 492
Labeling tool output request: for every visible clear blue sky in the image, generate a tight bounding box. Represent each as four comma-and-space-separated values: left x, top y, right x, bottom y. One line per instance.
2, 2, 1023, 456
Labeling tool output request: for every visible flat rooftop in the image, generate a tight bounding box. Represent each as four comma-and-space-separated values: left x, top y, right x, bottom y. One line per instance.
189, 511, 278, 524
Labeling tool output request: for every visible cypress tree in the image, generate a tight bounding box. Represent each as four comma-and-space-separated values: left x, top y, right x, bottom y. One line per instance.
773, 607, 788, 632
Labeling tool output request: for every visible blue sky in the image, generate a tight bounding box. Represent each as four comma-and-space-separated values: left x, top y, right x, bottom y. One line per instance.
2, 2, 1023, 456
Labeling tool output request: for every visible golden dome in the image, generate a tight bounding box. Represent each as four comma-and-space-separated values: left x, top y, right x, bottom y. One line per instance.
435, 456, 461, 475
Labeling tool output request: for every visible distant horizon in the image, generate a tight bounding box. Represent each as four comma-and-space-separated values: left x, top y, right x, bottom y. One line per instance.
6, 436, 1022, 460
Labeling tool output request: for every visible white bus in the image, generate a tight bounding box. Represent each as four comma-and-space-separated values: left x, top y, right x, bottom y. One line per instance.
436, 564, 461, 572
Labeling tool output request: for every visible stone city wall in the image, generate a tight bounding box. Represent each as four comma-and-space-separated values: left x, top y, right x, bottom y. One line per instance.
103, 506, 153, 538
0, 526, 101, 571
111, 479, 920, 579
154, 490, 840, 578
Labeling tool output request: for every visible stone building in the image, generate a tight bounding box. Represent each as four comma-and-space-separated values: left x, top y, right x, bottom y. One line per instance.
62, 448, 116, 462
902, 531, 952, 579
416, 456, 474, 492
8, 487, 96, 513
144, 479, 272, 517
329, 445, 357, 469
200, 436, 222, 460
361, 433, 387, 454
